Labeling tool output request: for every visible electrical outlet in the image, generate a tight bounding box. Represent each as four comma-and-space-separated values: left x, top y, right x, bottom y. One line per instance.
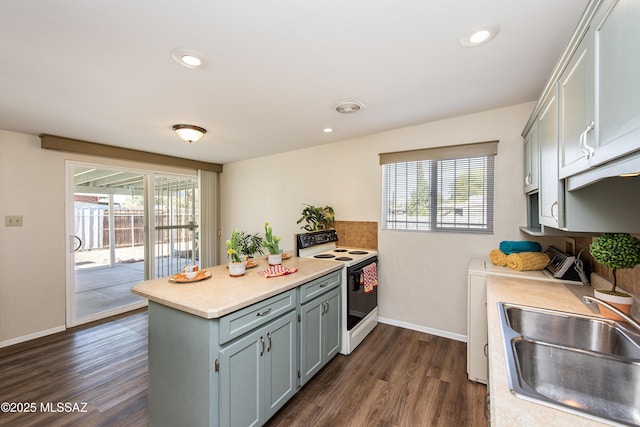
5, 215, 23, 227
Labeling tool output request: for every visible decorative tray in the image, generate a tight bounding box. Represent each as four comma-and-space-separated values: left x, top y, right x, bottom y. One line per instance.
169, 270, 212, 283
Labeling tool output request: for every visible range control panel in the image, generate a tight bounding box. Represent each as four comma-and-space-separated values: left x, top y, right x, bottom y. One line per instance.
296, 229, 338, 249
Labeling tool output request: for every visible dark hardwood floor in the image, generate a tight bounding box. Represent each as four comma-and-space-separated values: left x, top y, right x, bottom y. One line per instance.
0, 309, 487, 426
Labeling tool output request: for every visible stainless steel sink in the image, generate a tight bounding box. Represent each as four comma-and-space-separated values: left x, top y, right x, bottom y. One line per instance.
503, 304, 640, 358
498, 303, 640, 426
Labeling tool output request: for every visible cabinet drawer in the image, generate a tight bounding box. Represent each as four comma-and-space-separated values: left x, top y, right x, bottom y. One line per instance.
299, 270, 342, 305
219, 289, 296, 344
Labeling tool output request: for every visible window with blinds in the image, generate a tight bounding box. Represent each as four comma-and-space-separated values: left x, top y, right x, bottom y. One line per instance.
381, 141, 496, 233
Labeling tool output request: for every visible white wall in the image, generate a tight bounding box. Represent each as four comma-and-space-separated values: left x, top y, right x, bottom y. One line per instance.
0, 132, 66, 343
220, 102, 541, 338
0, 130, 196, 345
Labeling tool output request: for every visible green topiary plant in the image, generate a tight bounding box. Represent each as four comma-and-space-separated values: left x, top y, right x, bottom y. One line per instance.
589, 233, 640, 295
297, 204, 335, 231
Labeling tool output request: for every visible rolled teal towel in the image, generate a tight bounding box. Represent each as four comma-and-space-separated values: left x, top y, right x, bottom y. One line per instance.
499, 241, 542, 255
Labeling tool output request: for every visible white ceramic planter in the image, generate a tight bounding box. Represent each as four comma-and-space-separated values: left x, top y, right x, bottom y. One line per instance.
268, 253, 282, 266
228, 262, 246, 277
594, 289, 633, 321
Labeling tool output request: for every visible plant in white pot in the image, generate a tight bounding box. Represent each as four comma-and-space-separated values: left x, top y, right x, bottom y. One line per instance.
589, 233, 640, 320
262, 222, 282, 265
226, 229, 246, 277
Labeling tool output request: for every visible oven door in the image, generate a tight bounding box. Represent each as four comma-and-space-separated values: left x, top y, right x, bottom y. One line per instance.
346, 257, 378, 331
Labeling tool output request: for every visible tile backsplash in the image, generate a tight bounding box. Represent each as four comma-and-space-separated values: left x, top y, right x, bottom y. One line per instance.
333, 221, 378, 250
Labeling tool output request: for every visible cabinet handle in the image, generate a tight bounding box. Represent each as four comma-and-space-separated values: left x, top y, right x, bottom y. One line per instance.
583, 121, 595, 158
266, 332, 272, 353
484, 343, 489, 358
260, 336, 265, 357
525, 174, 531, 186
551, 201, 558, 222
579, 121, 595, 158
320, 302, 325, 315
325, 300, 329, 314
319, 282, 328, 288
256, 308, 272, 317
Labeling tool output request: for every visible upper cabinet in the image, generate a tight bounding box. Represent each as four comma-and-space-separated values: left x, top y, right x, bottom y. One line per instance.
522, 0, 640, 233
559, 0, 640, 180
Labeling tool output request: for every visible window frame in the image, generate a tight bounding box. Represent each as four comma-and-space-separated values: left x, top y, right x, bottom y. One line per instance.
380, 141, 497, 234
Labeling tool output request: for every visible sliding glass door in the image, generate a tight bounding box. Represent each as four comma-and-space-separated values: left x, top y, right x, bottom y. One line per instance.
67, 162, 198, 326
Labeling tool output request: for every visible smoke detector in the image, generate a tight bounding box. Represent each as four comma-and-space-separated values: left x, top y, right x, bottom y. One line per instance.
332, 98, 366, 114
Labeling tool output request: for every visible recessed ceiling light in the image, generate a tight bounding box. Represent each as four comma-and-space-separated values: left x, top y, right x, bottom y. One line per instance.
171, 48, 207, 69
323, 128, 334, 133
332, 98, 367, 114
461, 24, 500, 47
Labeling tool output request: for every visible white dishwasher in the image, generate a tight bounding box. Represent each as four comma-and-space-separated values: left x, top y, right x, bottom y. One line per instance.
466, 258, 576, 384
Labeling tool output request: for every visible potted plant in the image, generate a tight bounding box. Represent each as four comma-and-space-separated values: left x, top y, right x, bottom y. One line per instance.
226, 229, 246, 277
237, 230, 264, 259
589, 233, 640, 319
262, 222, 282, 265
297, 204, 335, 231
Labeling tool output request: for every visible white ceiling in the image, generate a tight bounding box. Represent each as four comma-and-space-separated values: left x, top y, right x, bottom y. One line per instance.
1, 0, 588, 164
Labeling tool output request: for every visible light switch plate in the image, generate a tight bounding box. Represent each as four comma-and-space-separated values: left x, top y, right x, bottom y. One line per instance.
5, 215, 23, 227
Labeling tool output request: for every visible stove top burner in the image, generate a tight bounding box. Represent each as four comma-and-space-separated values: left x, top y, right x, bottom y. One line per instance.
334, 249, 348, 253
335, 256, 353, 261
314, 254, 335, 259
349, 250, 369, 255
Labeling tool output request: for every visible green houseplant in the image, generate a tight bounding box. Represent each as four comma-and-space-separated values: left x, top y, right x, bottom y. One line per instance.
297, 204, 335, 231
589, 233, 640, 318
237, 231, 264, 258
262, 222, 282, 265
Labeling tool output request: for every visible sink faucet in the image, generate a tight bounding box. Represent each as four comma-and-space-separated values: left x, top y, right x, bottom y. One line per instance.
583, 295, 640, 331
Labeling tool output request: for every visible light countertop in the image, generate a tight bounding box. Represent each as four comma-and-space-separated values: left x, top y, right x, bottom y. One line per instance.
131, 253, 343, 319
487, 274, 618, 427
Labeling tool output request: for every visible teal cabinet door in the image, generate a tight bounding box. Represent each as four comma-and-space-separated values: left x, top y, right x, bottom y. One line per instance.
323, 288, 341, 361
299, 286, 341, 386
264, 311, 297, 419
523, 121, 539, 193
537, 86, 562, 228
559, 22, 594, 179
219, 329, 262, 427
594, 0, 640, 164
299, 296, 323, 386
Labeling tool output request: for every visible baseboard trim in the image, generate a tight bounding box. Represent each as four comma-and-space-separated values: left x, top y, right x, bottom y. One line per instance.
0, 325, 66, 348
378, 316, 467, 343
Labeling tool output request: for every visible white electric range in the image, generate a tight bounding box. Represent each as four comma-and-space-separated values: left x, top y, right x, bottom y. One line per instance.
296, 230, 378, 355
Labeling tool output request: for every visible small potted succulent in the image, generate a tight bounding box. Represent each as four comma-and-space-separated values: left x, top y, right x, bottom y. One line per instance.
262, 222, 282, 265
589, 233, 640, 319
226, 229, 246, 277
297, 204, 335, 231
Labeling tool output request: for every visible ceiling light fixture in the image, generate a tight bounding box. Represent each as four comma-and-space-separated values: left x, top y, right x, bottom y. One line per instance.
171, 48, 208, 69
172, 124, 207, 143
332, 98, 367, 114
460, 24, 500, 47
323, 128, 334, 133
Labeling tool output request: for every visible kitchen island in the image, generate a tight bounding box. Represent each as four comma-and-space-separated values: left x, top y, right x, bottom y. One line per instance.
487, 274, 621, 427
132, 254, 343, 427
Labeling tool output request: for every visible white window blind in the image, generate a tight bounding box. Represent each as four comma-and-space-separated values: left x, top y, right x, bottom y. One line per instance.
381, 141, 496, 233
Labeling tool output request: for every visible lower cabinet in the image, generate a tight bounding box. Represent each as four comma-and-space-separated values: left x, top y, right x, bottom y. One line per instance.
299, 286, 341, 386
147, 270, 342, 427
219, 310, 297, 427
